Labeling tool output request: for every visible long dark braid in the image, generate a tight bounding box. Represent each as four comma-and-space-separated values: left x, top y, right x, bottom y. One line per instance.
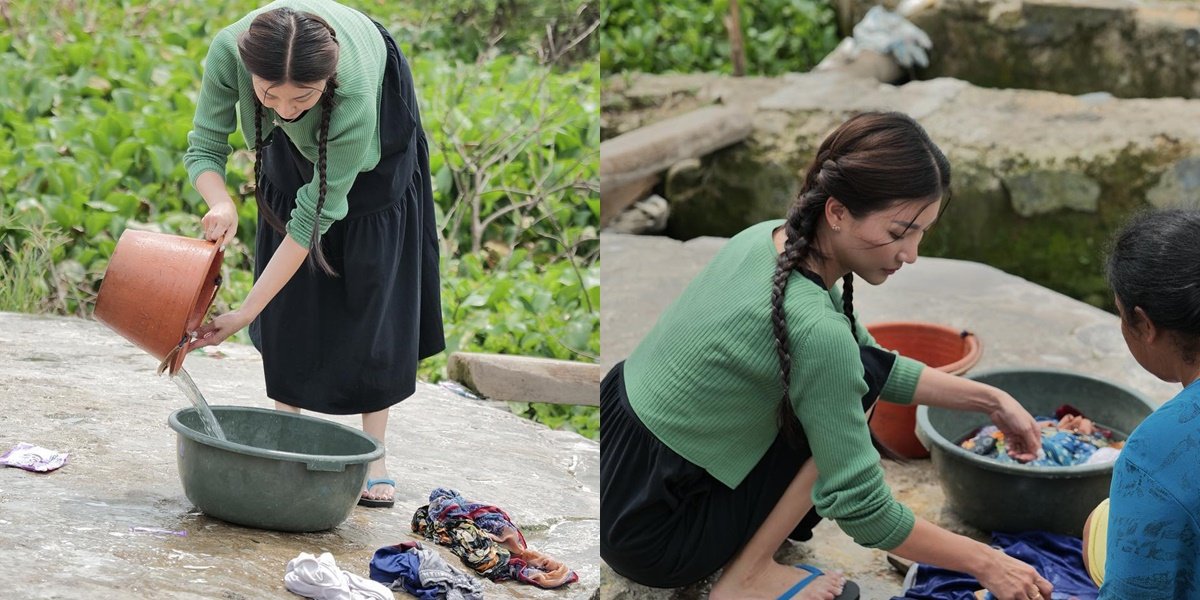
842, 274, 856, 334
771, 164, 832, 443
253, 102, 288, 235
309, 76, 337, 276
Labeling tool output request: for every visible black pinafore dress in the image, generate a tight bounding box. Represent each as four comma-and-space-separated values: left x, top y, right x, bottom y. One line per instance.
248, 21, 445, 415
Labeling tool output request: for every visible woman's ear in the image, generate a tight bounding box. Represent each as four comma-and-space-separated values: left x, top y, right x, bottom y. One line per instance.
825, 197, 847, 230
1131, 306, 1159, 344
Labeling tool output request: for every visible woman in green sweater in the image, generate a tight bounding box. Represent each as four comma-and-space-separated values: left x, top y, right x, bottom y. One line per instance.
182, 0, 445, 509
601, 112, 1055, 600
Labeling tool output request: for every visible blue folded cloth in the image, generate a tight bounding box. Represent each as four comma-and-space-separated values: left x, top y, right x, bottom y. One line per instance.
892, 531, 1098, 600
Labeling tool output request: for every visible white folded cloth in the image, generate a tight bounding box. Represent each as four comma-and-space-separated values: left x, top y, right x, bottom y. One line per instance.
284, 552, 392, 600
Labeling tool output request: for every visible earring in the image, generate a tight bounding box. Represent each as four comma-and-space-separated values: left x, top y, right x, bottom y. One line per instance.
831, 224, 841, 232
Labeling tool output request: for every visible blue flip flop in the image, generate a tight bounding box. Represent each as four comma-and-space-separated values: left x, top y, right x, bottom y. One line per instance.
358, 477, 395, 508
777, 564, 861, 600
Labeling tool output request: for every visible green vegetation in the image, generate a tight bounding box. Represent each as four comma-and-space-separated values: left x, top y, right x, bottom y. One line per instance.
601, 0, 839, 76
0, 0, 598, 439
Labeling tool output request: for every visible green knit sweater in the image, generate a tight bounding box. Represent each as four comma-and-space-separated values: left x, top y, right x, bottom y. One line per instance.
183, 0, 386, 246
624, 219, 925, 550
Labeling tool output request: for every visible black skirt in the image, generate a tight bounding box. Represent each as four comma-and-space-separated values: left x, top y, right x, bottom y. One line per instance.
247, 20, 445, 415
600, 346, 896, 588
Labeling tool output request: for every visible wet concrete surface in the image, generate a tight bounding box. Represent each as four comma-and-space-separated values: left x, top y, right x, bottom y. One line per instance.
600, 232, 1179, 598
0, 312, 599, 600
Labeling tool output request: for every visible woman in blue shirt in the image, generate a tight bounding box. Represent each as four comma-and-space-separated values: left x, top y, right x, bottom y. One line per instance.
1088, 208, 1200, 597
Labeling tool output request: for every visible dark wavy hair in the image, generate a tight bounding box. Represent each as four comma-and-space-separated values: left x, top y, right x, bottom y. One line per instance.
771, 111, 951, 451
238, 7, 340, 276
1107, 209, 1200, 363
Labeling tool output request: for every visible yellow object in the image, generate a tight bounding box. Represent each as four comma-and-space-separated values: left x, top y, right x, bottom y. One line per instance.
1084, 498, 1109, 586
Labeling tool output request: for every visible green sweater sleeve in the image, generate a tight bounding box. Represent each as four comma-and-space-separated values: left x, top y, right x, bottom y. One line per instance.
847, 303, 925, 406
791, 315, 916, 550
284, 92, 378, 246
183, 28, 239, 185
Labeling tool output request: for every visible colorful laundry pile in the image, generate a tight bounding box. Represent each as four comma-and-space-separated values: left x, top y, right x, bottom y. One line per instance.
891, 531, 1099, 600
411, 487, 579, 589
959, 405, 1123, 467
369, 541, 483, 600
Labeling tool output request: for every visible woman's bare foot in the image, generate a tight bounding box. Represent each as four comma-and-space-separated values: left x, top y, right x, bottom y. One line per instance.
710, 562, 846, 600
360, 408, 392, 501
363, 458, 393, 501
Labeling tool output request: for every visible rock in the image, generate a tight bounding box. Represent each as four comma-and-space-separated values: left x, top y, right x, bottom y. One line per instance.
1005, 170, 1101, 216
605, 195, 670, 235
446, 351, 602, 407
1147, 157, 1200, 209
602, 69, 1200, 307
601, 172, 659, 228
600, 105, 754, 193
601, 73, 791, 141
839, 0, 1200, 99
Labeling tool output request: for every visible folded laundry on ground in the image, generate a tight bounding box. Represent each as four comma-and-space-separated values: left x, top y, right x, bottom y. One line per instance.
411, 487, 579, 589
892, 530, 1099, 600
283, 551, 392, 600
959, 406, 1123, 467
370, 541, 484, 600
1, 442, 69, 473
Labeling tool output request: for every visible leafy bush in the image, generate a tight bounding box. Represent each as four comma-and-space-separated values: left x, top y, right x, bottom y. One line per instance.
0, 0, 598, 439
389, 0, 597, 67
601, 0, 839, 76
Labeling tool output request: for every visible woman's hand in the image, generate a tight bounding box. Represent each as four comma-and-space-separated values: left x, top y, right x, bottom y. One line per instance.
985, 388, 1043, 462
911, 369, 1043, 461
188, 310, 252, 351
201, 200, 238, 250
975, 548, 1053, 600
186, 237, 311, 354
195, 171, 239, 250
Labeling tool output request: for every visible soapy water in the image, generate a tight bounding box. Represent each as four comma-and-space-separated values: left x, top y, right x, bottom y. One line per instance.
171, 368, 227, 441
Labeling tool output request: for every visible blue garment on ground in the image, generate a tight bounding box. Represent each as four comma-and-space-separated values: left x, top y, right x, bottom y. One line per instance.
371, 544, 433, 600
892, 531, 1098, 600
1099, 379, 1200, 599
369, 541, 484, 600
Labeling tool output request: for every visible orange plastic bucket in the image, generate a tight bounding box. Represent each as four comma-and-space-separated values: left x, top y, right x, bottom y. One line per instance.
94, 230, 223, 375
867, 321, 982, 458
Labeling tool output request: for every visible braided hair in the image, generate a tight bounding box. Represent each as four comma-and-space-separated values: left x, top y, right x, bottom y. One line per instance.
238, 7, 340, 276
771, 112, 951, 448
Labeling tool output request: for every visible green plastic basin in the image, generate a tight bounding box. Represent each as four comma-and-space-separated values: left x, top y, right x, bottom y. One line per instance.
168, 406, 383, 532
915, 368, 1155, 536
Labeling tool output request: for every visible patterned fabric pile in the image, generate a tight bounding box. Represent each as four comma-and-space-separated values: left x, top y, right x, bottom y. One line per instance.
960, 405, 1123, 467
411, 487, 579, 589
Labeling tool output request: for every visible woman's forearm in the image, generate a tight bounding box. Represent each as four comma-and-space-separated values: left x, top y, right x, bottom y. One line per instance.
195, 171, 234, 209
911, 366, 1000, 413
889, 518, 992, 574
240, 235, 309, 319
891, 517, 1054, 597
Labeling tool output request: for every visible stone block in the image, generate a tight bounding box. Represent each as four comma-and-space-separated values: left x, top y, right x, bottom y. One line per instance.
447, 351, 602, 407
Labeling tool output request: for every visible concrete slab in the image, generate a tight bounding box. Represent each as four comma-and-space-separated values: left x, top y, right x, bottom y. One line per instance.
447, 352, 602, 407
0, 312, 599, 600
599, 232, 1179, 598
